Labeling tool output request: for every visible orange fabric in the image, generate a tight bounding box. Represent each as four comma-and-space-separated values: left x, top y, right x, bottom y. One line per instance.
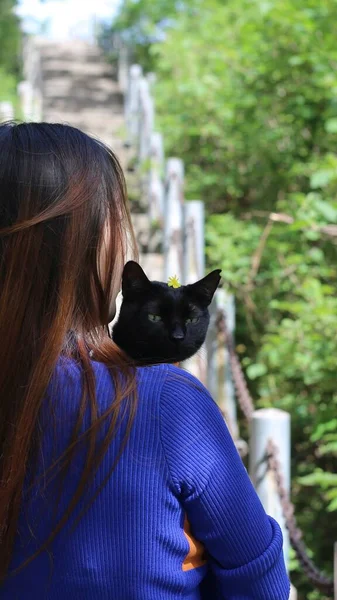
182, 515, 207, 571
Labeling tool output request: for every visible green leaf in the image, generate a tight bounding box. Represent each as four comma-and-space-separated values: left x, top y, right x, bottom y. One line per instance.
246, 363, 267, 380
317, 441, 337, 456
310, 170, 332, 189
325, 118, 337, 133
327, 497, 337, 512
299, 471, 337, 488
313, 198, 337, 221
311, 419, 337, 441
288, 55, 304, 66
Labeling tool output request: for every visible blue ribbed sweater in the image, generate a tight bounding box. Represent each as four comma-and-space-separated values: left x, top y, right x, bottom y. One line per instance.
2, 361, 290, 600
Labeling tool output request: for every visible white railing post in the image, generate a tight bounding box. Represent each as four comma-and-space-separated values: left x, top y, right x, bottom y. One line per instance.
118, 44, 129, 94
249, 408, 291, 569
181, 200, 205, 381
0, 102, 14, 121
205, 289, 238, 438
32, 41, 43, 121
205, 293, 220, 395
164, 158, 184, 283
224, 293, 236, 431
149, 131, 165, 223
146, 72, 156, 88
18, 36, 43, 121
183, 200, 205, 284
138, 77, 154, 163
126, 64, 142, 144
17, 81, 33, 120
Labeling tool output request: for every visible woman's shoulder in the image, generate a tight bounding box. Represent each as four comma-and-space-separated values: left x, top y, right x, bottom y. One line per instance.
86, 360, 208, 397
52, 357, 214, 417
91, 361, 213, 408
137, 362, 198, 387
136, 362, 207, 389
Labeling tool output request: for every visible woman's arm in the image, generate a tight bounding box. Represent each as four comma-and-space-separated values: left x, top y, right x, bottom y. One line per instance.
160, 365, 290, 600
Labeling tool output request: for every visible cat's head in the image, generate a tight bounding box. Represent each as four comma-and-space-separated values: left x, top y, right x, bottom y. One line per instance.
112, 261, 221, 364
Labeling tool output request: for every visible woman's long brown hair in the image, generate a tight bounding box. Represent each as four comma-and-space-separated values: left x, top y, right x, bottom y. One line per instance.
0, 122, 138, 579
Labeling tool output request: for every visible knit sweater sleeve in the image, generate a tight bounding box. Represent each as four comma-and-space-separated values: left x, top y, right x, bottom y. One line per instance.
159, 365, 290, 600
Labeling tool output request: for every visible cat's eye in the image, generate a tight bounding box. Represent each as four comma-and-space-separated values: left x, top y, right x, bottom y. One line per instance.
186, 317, 199, 324
148, 313, 162, 322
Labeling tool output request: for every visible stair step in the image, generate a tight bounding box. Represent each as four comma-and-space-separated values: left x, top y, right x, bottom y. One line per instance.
41, 60, 115, 78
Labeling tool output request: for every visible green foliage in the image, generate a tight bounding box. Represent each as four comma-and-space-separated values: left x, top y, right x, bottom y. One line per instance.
107, 0, 199, 70
0, 67, 17, 103
149, 0, 337, 210
300, 470, 337, 511
114, 1, 337, 597
0, 0, 21, 75
0, 0, 21, 110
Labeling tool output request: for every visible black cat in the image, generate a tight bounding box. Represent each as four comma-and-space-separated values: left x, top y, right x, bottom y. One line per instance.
112, 261, 221, 364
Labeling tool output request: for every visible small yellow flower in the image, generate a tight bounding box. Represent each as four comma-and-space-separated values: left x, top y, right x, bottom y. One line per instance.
167, 275, 181, 288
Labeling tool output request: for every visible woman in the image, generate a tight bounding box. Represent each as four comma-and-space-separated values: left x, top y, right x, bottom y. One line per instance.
0, 122, 290, 599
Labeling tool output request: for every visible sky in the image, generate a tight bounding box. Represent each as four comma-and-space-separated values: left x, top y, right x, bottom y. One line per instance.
16, 0, 121, 40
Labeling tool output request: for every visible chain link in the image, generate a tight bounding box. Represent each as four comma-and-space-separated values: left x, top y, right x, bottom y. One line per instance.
217, 311, 334, 596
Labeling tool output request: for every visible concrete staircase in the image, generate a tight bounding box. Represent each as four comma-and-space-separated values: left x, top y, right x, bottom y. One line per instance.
38, 40, 163, 279
40, 41, 126, 159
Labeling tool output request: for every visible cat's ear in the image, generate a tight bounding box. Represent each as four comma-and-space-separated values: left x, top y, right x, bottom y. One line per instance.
187, 269, 221, 306
122, 261, 150, 297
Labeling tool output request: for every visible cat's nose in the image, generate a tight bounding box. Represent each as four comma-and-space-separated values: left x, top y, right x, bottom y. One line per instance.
170, 325, 185, 341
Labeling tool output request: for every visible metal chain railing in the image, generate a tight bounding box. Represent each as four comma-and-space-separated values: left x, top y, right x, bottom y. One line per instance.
267, 439, 334, 595
216, 311, 254, 422
217, 310, 334, 596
